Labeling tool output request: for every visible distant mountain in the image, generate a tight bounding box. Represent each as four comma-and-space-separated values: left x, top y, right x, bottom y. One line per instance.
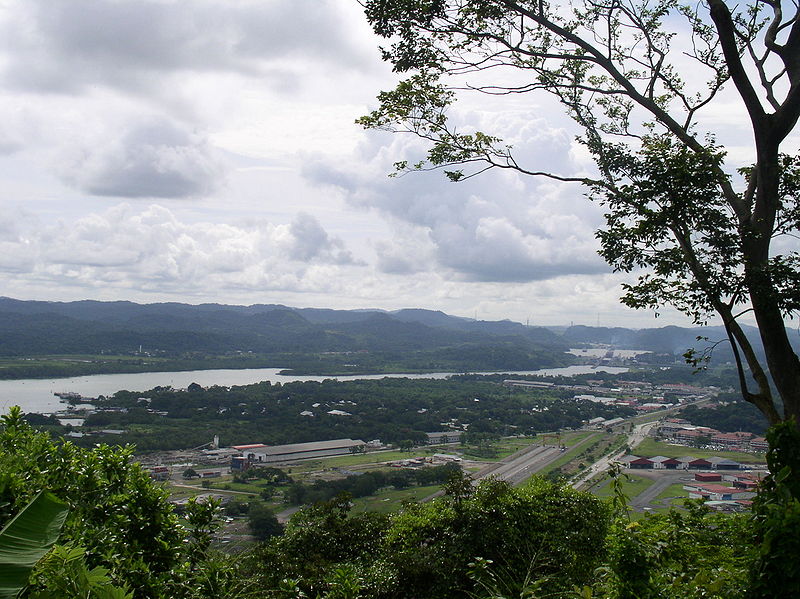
0, 298, 566, 358
3, 297, 794, 367
562, 322, 800, 362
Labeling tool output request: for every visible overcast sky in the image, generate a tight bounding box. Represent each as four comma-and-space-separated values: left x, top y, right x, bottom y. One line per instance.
0, 0, 796, 328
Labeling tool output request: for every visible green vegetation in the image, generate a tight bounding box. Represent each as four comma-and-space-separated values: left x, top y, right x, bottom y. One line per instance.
0, 492, 69, 599
653, 483, 690, 507
67, 378, 633, 452
680, 399, 769, 435
0, 354, 280, 381
1, 405, 789, 597
0, 299, 574, 378
593, 476, 655, 500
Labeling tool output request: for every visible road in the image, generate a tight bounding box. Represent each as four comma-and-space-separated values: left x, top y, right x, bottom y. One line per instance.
474, 444, 563, 485
629, 471, 689, 510
571, 420, 658, 490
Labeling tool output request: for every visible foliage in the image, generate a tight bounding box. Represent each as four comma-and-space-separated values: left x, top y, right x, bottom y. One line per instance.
77, 377, 633, 452
27, 544, 132, 599
283, 464, 460, 507
247, 503, 282, 543
259, 494, 392, 598
258, 478, 610, 599
601, 503, 751, 599
680, 400, 768, 435
0, 491, 69, 599
385, 476, 610, 598
0, 406, 212, 599
183, 497, 222, 568
360, 0, 800, 429
748, 420, 800, 597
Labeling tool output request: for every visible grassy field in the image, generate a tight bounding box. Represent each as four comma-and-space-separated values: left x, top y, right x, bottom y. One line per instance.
459, 436, 539, 461
592, 475, 655, 499
634, 438, 764, 464
561, 431, 596, 447
350, 484, 442, 513
651, 482, 691, 507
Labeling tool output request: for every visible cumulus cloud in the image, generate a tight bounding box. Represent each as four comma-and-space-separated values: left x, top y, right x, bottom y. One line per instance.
304, 111, 609, 284
58, 118, 224, 199
280, 212, 359, 265
0, 204, 364, 294
0, 0, 370, 95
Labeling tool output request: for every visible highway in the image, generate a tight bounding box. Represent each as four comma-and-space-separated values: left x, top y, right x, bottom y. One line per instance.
474, 443, 563, 485
571, 420, 658, 489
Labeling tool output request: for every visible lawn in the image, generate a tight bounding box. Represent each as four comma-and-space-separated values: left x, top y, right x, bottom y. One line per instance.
652, 482, 691, 507
349, 484, 442, 514
459, 436, 539, 461
635, 438, 764, 464
592, 475, 655, 499
561, 431, 596, 447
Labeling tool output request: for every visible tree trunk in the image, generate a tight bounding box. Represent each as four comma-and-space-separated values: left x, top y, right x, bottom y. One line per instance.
746, 142, 800, 422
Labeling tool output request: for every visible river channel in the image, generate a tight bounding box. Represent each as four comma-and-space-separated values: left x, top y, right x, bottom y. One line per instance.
0, 364, 628, 415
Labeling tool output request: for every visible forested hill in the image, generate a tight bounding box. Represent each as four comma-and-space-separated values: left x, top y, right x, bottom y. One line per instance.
1, 297, 795, 366
0, 297, 566, 360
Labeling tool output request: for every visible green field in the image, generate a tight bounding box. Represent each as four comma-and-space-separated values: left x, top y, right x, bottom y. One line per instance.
651, 482, 691, 507
459, 436, 539, 461
350, 484, 442, 513
561, 431, 596, 447
634, 438, 764, 464
592, 475, 655, 499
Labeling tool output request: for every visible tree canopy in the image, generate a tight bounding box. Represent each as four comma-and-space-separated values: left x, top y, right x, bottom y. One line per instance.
360, 0, 800, 427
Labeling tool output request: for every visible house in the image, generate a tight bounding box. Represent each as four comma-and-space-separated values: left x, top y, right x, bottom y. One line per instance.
711, 431, 753, 448
231, 443, 268, 451
695, 472, 722, 482
750, 437, 769, 452
148, 466, 170, 481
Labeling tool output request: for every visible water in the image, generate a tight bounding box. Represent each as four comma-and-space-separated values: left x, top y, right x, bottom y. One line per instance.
0, 364, 628, 415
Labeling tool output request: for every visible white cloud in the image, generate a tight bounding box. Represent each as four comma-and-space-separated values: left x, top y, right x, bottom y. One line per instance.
0, 0, 371, 95
0, 204, 365, 294
57, 117, 225, 199
304, 112, 609, 284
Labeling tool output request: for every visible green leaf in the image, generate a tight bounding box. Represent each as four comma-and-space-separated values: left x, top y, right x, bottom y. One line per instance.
0, 492, 69, 599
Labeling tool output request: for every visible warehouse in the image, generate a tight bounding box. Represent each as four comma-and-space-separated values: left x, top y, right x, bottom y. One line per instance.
242, 438, 366, 463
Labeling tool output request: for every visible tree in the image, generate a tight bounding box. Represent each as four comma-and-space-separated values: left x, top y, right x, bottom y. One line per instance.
0, 407, 186, 598
359, 0, 800, 430
247, 503, 282, 543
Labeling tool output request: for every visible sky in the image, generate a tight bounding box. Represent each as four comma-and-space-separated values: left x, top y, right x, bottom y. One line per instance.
0, 0, 796, 329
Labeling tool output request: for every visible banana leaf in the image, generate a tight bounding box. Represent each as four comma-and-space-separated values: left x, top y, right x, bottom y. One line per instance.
0, 492, 69, 599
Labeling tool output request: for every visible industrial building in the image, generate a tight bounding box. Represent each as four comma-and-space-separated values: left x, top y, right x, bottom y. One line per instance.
239, 438, 366, 463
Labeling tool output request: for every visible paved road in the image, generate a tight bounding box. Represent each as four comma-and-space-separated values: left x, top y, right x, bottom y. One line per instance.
572, 420, 657, 489
629, 471, 689, 510
475, 444, 563, 485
